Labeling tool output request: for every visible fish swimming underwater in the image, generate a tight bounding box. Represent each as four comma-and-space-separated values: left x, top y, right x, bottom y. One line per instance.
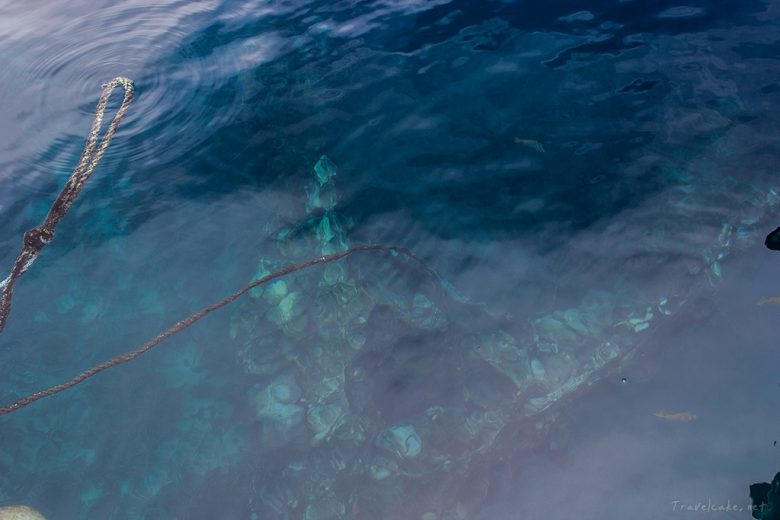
654, 411, 697, 422
513, 136, 545, 153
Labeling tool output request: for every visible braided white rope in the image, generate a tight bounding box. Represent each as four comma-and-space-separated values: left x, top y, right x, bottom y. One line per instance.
0, 77, 134, 332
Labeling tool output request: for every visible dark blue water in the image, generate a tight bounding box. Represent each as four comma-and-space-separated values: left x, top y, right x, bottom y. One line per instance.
1, 0, 780, 518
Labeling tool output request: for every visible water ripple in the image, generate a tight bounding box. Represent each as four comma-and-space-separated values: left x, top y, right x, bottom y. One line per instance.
0, 0, 218, 203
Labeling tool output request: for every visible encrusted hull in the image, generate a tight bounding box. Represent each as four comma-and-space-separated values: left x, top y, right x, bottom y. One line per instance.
228, 155, 779, 518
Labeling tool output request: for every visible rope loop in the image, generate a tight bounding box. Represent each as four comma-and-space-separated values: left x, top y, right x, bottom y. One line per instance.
0, 77, 134, 332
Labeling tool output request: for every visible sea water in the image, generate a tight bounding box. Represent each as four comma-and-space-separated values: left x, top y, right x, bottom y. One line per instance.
0, 0, 779, 518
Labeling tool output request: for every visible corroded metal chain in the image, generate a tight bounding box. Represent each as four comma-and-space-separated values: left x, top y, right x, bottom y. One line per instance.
0, 77, 134, 332
0, 244, 432, 415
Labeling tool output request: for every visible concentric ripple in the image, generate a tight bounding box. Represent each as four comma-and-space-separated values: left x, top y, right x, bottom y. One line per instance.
0, 0, 217, 204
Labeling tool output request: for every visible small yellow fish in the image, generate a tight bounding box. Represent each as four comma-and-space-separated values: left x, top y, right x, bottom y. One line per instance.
757, 296, 780, 306
513, 137, 545, 153
654, 410, 697, 422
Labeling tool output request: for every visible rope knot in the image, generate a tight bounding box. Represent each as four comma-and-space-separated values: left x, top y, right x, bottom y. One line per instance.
23, 226, 54, 250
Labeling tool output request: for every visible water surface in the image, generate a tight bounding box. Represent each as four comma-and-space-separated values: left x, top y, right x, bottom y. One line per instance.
1, 0, 779, 518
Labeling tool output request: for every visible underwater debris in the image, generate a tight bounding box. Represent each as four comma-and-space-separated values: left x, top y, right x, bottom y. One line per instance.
407, 292, 447, 330
367, 457, 398, 481
307, 402, 345, 445
621, 307, 654, 333
251, 374, 305, 432
255, 476, 300, 517
657, 297, 672, 316
718, 223, 733, 247
377, 424, 422, 459
469, 330, 531, 390
757, 296, 780, 306
266, 290, 305, 327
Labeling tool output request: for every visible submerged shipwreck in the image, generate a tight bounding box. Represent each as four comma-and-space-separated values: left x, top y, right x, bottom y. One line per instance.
0, 138, 776, 518
216, 153, 779, 518
2, 45, 779, 515
1, 132, 777, 517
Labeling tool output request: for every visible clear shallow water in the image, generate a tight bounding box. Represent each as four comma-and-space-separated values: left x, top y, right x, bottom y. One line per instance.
1, 0, 780, 518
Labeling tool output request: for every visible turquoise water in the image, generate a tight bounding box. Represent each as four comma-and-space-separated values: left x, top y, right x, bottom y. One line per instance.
1, 0, 780, 518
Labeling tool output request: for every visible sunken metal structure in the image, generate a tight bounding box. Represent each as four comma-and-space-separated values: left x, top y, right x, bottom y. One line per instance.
227, 155, 780, 519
